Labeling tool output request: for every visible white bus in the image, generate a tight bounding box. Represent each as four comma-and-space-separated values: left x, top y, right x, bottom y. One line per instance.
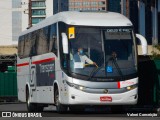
17, 11, 147, 113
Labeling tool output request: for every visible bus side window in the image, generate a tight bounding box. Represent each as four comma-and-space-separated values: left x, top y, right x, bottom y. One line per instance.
30, 31, 37, 56
23, 34, 32, 58
36, 28, 48, 55
49, 24, 57, 55
18, 36, 25, 58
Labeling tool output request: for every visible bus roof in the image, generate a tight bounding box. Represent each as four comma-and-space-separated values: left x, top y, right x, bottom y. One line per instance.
20, 11, 133, 36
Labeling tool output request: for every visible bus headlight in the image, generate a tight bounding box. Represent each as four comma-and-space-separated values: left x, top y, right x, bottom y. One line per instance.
79, 86, 84, 90
127, 86, 131, 90
73, 84, 85, 91
66, 81, 85, 91
126, 84, 137, 90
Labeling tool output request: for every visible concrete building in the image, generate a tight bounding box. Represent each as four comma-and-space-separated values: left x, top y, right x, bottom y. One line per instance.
0, 0, 53, 45
0, 0, 22, 46
31, 0, 53, 25
119, 0, 160, 46
0, 0, 21, 71
0, 0, 53, 72
53, 0, 68, 14
107, 0, 160, 54
22, 0, 53, 29
69, 0, 107, 11
120, 0, 160, 54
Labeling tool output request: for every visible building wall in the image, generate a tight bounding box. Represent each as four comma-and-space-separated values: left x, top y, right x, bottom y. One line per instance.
0, 0, 22, 46
21, 0, 54, 38
21, 0, 29, 31
46, 0, 53, 17
53, 0, 68, 14
69, 0, 107, 11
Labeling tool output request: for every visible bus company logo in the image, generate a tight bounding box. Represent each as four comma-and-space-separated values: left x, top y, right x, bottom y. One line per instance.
39, 63, 55, 73
2, 112, 11, 117
121, 81, 134, 85
103, 89, 108, 94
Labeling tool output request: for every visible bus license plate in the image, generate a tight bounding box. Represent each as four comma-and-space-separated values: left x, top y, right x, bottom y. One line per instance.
100, 96, 112, 102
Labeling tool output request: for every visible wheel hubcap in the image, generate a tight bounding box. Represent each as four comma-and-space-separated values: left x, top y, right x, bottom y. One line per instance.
55, 91, 59, 106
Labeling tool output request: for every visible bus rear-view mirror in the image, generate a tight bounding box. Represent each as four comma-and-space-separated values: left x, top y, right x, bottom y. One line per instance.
136, 34, 148, 56
61, 33, 69, 54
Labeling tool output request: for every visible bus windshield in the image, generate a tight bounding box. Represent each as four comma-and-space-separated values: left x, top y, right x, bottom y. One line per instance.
69, 26, 137, 81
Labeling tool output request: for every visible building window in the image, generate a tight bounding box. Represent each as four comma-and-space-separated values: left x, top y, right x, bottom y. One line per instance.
75, 2, 81, 6
83, 2, 89, 6
32, 9, 46, 16
99, 1, 105, 5
32, 1, 45, 7
32, 18, 45, 24
102, 7, 106, 10
70, 2, 75, 6
108, 0, 121, 13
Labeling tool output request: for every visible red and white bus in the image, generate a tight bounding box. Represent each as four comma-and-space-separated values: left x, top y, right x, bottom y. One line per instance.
17, 11, 147, 113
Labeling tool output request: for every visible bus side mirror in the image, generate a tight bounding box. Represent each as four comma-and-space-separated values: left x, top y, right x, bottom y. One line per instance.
61, 33, 68, 54
136, 34, 148, 55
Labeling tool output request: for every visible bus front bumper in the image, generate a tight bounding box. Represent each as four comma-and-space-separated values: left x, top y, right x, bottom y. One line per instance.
63, 85, 138, 105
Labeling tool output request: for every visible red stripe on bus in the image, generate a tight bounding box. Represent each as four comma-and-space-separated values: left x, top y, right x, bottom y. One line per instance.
17, 62, 29, 67
32, 58, 55, 64
117, 82, 121, 89
17, 58, 55, 67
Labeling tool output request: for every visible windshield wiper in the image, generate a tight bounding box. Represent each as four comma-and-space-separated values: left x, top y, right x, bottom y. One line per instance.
88, 55, 113, 80
110, 57, 124, 80
88, 56, 124, 81
87, 56, 104, 80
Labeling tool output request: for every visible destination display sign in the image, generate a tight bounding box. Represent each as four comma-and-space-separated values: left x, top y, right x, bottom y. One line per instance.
105, 28, 132, 40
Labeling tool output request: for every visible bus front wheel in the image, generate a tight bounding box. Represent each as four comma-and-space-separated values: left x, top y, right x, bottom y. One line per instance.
54, 88, 68, 113
26, 89, 37, 112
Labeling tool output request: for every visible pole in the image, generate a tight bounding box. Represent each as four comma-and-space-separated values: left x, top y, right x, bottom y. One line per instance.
121, 0, 124, 15
28, 0, 32, 28
155, 0, 158, 44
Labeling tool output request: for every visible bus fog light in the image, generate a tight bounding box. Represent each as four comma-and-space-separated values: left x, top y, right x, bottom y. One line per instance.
71, 95, 75, 99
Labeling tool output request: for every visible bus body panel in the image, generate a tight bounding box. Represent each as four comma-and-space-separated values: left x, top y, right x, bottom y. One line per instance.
65, 86, 137, 105
17, 57, 30, 102
17, 53, 59, 104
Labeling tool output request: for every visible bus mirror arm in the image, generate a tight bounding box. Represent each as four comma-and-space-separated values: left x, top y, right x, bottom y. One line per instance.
61, 33, 69, 54
136, 34, 148, 56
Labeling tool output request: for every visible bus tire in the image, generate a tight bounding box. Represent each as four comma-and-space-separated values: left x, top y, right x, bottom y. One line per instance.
54, 88, 67, 113
26, 89, 36, 112
111, 105, 124, 113
36, 104, 44, 112
69, 106, 85, 113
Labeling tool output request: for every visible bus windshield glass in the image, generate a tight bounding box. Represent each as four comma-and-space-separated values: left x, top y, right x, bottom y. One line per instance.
69, 26, 137, 80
